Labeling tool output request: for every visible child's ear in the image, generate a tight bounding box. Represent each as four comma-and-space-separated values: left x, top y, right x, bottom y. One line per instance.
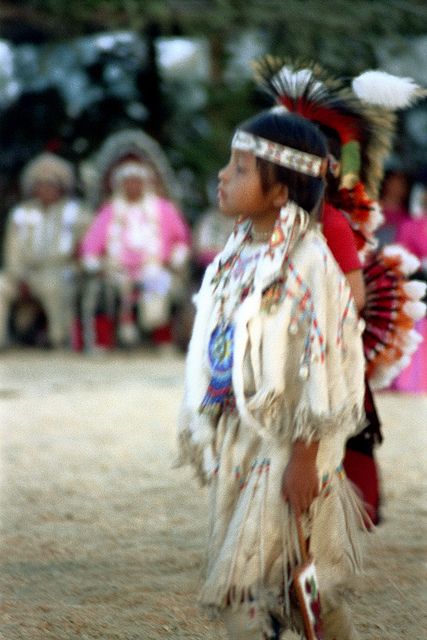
273, 184, 288, 208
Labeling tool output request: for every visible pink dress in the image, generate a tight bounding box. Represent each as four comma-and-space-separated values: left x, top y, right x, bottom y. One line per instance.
80, 194, 190, 277
376, 205, 408, 246
393, 218, 427, 393
78, 194, 191, 345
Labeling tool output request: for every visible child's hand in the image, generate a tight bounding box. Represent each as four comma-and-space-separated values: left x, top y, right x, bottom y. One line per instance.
281, 440, 320, 516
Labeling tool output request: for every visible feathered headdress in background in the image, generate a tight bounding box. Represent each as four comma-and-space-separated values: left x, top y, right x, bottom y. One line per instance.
21, 152, 75, 196
83, 128, 182, 207
253, 57, 426, 389
253, 57, 425, 257
362, 245, 426, 389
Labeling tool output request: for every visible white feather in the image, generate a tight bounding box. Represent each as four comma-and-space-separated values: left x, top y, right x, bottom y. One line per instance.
399, 354, 412, 369
403, 300, 426, 321
272, 66, 324, 99
369, 327, 424, 389
403, 280, 427, 301
402, 329, 423, 353
352, 70, 421, 109
366, 202, 385, 232
382, 244, 420, 275
371, 354, 410, 390
370, 362, 399, 390
270, 104, 289, 114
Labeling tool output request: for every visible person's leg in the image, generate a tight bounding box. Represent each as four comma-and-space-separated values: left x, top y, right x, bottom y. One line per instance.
31, 274, 70, 347
80, 275, 102, 351
343, 447, 380, 526
116, 278, 139, 346
0, 274, 16, 347
344, 381, 382, 526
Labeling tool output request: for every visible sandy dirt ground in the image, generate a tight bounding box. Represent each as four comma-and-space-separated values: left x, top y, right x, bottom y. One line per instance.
0, 349, 426, 640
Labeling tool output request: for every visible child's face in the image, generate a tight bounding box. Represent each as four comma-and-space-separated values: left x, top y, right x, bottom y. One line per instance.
33, 181, 63, 207
121, 176, 145, 202
218, 149, 286, 225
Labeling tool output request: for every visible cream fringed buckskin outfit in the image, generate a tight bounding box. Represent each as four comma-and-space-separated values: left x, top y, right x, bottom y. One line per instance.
178, 202, 367, 638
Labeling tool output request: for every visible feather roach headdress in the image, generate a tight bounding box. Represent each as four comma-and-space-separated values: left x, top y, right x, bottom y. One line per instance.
90, 128, 181, 205
253, 57, 427, 389
253, 57, 425, 256
254, 57, 424, 194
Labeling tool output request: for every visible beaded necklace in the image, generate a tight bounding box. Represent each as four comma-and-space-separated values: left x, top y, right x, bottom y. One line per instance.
200, 227, 263, 415
200, 204, 306, 416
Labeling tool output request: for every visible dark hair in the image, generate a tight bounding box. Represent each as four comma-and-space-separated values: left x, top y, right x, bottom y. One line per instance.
239, 110, 327, 213
315, 122, 342, 207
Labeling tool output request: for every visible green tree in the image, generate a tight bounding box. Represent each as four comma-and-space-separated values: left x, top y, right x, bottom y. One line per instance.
1, 0, 426, 215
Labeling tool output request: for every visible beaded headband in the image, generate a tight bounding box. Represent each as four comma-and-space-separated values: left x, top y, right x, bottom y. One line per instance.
232, 130, 327, 177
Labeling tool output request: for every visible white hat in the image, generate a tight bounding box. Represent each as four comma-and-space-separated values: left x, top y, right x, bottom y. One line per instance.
111, 161, 154, 189
21, 152, 75, 196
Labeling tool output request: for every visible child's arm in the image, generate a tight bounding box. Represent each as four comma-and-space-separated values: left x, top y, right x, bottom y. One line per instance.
345, 269, 366, 312
281, 440, 319, 516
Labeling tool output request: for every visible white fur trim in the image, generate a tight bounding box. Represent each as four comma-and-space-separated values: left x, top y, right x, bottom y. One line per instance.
352, 71, 422, 108
12, 206, 42, 226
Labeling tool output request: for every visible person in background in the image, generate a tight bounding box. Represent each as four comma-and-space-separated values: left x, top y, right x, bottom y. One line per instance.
192, 206, 234, 281
79, 157, 191, 350
253, 57, 426, 528
0, 152, 90, 349
377, 169, 412, 246
393, 182, 427, 392
178, 109, 367, 640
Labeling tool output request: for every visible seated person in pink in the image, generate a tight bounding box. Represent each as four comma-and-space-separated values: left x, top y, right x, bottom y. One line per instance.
377, 169, 411, 246
79, 160, 191, 347
393, 183, 427, 392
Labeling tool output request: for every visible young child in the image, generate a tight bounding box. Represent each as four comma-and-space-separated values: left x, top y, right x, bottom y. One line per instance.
178, 109, 367, 639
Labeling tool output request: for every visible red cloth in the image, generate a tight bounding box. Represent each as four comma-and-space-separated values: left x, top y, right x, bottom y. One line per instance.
343, 449, 380, 526
323, 202, 381, 525
72, 316, 115, 351
321, 203, 362, 274
152, 324, 173, 344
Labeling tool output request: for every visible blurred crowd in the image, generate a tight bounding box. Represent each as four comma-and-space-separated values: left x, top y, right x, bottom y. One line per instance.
0, 132, 426, 386
0, 129, 233, 355
377, 169, 427, 392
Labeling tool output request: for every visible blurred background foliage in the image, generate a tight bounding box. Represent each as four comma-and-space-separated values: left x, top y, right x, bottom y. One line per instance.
0, 0, 426, 224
